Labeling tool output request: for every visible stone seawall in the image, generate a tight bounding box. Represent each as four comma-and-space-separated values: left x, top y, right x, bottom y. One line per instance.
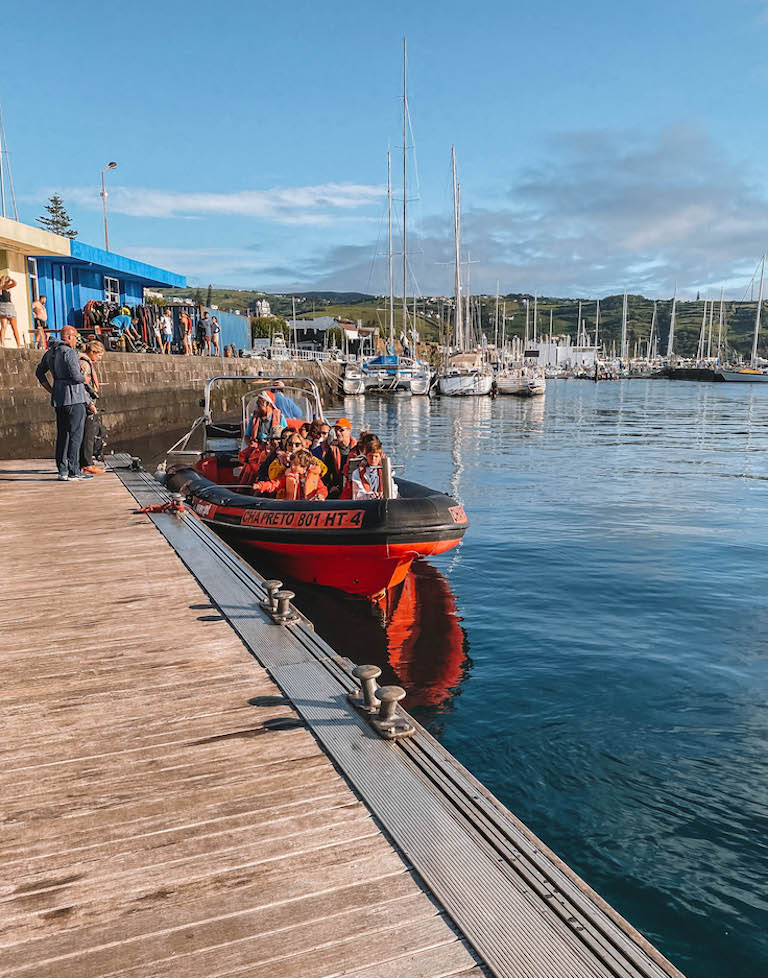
0, 350, 342, 459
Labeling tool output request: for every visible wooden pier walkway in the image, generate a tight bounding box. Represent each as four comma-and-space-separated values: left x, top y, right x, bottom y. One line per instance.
0, 457, 685, 978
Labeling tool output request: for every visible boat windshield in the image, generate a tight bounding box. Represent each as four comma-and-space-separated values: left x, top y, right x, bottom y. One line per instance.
242, 381, 321, 429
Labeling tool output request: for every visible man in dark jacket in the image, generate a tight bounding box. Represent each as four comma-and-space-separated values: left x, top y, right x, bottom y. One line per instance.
35, 326, 92, 481
321, 417, 356, 498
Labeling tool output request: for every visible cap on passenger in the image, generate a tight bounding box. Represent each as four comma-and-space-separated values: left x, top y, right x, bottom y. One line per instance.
257, 390, 275, 405
334, 417, 352, 429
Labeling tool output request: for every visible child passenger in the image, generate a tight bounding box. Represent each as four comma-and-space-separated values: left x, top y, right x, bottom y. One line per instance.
254, 449, 328, 501
346, 435, 396, 500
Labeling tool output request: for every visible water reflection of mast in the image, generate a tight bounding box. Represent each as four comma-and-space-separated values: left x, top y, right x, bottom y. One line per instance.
450, 414, 464, 503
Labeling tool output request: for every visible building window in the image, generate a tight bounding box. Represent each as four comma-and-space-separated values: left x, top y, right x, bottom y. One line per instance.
27, 258, 39, 301
104, 276, 120, 304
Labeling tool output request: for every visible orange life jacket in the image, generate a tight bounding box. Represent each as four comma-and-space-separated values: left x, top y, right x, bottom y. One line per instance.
281, 465, 326, 500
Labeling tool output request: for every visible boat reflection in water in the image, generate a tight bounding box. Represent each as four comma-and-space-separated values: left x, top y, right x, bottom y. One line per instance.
246, 553, 471, 714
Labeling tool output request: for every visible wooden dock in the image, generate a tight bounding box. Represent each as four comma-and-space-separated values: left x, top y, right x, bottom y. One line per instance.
0, 457, 685, 978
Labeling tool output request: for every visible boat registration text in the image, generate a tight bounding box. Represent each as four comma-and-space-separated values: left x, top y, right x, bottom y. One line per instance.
240, 508, 364, 529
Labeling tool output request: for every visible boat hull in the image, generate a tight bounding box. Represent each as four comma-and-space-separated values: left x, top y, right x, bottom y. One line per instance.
342, 375, 366, 395
166, 466, 469, 597
437, 373, 492, 396
716, 369, 768, 383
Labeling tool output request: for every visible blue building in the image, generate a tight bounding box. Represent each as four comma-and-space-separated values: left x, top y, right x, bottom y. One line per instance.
31, 239, 186, 330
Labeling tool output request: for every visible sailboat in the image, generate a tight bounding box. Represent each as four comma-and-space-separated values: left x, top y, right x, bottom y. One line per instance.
345, 41, 432, 398
717, 256, 768, 382
437, 147, 492, 396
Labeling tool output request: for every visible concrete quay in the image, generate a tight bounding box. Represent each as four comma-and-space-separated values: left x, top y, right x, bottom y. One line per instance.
0, 349, 342, 459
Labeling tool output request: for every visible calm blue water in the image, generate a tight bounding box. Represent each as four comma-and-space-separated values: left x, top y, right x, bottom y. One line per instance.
319, 380, 768, 978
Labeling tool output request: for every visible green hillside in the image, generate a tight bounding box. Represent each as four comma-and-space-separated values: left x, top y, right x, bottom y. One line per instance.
157, 287, 765, 358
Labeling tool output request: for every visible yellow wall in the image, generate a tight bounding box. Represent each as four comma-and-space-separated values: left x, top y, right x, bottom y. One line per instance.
0, 250, 32, 349
0, 219, 70, 350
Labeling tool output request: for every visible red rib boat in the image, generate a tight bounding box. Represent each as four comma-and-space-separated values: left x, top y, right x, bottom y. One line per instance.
164, 376, 469, 597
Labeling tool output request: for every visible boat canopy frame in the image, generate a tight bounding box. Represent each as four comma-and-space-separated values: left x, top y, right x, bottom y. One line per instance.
167, 375, 326, 459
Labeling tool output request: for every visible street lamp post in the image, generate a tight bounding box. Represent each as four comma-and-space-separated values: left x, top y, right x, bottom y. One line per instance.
100, 161, 117, 251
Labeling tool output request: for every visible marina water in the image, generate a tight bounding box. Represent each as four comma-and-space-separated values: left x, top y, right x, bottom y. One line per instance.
309, 380, 767, 978
121, 379, 767, 977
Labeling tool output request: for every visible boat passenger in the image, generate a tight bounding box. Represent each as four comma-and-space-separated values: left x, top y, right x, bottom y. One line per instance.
270, 380, 303, 420
244, 391, 287, 444
237, 425, 284, 486
342, 436, 395, 500
307, 420, 323, 458
254, 449, 328, 501
265, 430, 309, 480
250, 427, 295, 482
322, 417, 356, 498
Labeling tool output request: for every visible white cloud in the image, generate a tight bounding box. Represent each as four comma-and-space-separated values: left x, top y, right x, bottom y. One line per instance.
54, 183, 385, 225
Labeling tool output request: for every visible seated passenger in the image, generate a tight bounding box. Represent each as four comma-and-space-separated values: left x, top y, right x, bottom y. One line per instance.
299, 421, 311, 446
254, 448, 328, 501
254, 428, 300, 482
343, 436, 395, 500
266, 430, 314, 480
237, 425, 283, 486
307, 420, 324, 459
346, 431, 382, 480
322, 417, 356, 498
244, 391, 286, 444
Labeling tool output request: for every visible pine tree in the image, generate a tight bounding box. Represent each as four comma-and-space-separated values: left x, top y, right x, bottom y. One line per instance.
37, 194, 78, 238
206, 283, 213, 307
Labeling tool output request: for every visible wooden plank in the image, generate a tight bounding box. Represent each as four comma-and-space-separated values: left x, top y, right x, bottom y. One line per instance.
0, 460, 474, 978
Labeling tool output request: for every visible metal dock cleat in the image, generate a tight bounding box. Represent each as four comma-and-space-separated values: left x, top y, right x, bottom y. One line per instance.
348, 664, 382, 713
371, 685, 415, 740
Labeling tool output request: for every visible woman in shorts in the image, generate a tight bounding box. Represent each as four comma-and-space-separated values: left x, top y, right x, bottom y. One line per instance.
0, 275, 21, 348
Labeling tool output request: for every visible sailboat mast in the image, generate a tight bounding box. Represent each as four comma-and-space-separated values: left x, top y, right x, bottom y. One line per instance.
707, 297, 714, 359
667, 287, 677, 358
524, 300, 529, 347
402, 38, 408, 355
577, 300, 582, 346
387, 149, 394, 351
595, 299, 600, 350
717, 287, 724, 360
0, 105, 16, 221
752, 255, 765, 367
647, 300, 657, 359
697, 298, 707, 360
451, 146, 462, 352
621, 290, 628, 360
494, 282, 499, 351
0, 106, 5, 218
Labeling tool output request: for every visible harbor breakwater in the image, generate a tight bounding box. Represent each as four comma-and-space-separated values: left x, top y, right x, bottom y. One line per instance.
0, 349, 342, 459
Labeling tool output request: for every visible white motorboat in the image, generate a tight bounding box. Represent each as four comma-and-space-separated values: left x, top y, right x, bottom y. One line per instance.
438, 367, 493, 397
717, 368, 768, 383
346, 354, 432, 395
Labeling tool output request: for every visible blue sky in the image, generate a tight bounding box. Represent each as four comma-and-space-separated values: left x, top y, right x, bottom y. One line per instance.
6, 0, 768, 297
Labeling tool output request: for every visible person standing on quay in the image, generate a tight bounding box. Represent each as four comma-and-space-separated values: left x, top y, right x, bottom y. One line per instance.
182, 311, 194, 355
35, 325, 92, 481
78, 340, 106, 474
167, 309, 180, 353
199, 311, 212, 355
0, 275, 21, 348
32, 294, 49, 349
211, 316, 221, 356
